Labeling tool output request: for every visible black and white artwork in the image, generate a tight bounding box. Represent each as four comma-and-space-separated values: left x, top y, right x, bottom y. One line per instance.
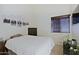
3, 18, 10, 23
11, 20, 16, 25
3, 17, 29, 27
17, 21, 22, 26
23, 22, 29, 26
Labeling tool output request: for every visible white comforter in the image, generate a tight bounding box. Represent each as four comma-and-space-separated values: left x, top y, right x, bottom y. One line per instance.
5, 35, 54, 55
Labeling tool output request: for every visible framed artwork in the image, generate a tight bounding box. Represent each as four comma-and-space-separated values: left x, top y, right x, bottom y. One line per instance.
11, 20, 16, 25
3, 18, 10, 23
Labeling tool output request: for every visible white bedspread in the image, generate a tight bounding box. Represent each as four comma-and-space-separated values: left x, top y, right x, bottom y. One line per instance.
5, 35, 54, 55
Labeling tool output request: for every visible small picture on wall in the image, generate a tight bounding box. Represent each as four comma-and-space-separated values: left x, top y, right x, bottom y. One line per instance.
11, 20, 16, 25
23, 22, 29, 26
3, 18, 10, 23
17, 21, 22, 26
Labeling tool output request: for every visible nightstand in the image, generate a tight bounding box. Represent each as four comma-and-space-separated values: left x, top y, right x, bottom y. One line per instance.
28, 28, 37, 36
0, 41, 8, 55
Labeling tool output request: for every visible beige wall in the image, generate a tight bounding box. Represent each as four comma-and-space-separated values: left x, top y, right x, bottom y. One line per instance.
32, 4, 77, 45
0, 4, 35, 40
0, 4, 78, 44
0, 4, 36, 27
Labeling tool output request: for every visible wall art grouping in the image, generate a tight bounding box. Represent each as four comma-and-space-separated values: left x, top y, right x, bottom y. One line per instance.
3, 18, 29, 27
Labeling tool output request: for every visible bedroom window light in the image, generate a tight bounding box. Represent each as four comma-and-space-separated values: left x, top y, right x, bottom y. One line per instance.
51, 15, 70, 33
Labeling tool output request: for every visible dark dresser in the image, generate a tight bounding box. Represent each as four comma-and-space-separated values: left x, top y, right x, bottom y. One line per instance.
28, 28, 37, 36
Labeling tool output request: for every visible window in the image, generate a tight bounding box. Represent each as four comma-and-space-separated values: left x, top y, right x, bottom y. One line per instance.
72, 13, 79, 24
51, 15, 70, 33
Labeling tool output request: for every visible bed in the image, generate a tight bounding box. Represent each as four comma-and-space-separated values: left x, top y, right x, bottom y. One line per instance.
5, 35, 54, 55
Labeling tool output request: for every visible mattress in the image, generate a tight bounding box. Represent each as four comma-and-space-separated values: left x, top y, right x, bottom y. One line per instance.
5, 35, 54, 55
